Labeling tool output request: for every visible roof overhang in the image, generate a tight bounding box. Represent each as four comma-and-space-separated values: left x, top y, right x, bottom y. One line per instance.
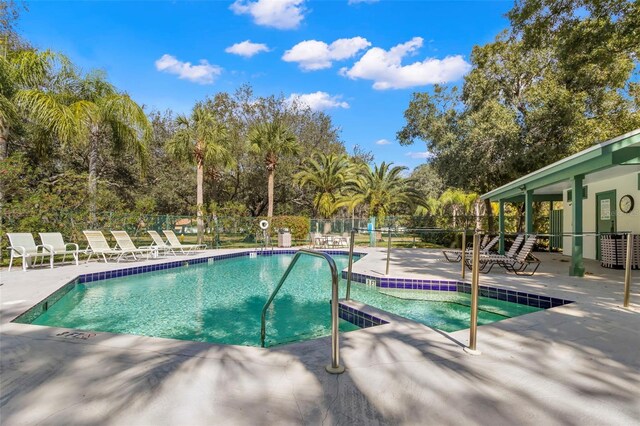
481, 129, 640, 202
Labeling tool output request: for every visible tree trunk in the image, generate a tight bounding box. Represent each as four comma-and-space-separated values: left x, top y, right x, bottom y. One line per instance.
88, 129, 99, 226
452, 207, 457, 229
0, 125, 7, 162
267, 168, 274, 218
0, 125, 8, 208
196, 157, 204, 245
485, 198, 494, 234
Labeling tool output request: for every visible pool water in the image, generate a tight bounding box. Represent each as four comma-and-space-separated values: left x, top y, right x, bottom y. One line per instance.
28, 254, 541, 346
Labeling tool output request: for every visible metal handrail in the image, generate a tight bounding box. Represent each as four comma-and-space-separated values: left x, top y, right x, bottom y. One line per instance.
259, 248, 345, 374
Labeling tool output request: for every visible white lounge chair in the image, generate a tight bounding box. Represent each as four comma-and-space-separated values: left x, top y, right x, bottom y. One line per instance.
147, 230, 176, 256
111, 231, 158, 259
162, 230, 206, 254
83, 230, 144, 263
7, 233, 54, 271
39, 232, 80, 266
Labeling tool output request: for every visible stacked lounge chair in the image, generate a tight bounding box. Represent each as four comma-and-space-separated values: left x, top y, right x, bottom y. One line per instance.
466, 234, 540, 275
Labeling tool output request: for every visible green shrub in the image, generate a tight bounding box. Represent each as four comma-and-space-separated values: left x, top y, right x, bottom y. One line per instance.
255, 216, 310, 240
419, 230, 465, 248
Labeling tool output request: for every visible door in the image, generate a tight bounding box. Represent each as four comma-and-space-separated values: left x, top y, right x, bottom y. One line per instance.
596, 190, 617, 260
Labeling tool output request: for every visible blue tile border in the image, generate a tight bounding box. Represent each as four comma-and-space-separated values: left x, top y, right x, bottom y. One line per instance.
12, 249, 364, 324
338, 302, 389, 328
342, 271, 572, 310
12, 248, 571, 329
75, 249, 363, 283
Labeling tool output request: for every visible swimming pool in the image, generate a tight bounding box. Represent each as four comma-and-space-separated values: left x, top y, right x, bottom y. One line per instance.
16, 252, 547, 347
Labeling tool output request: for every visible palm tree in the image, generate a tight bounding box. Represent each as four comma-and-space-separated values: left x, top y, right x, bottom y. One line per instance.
439, 189, 479, 229
59, 71, 152, 223
0, 49, 77, 163
295, 152, 354, 218
0, 50, 83, 212
167, 104, 232, 244
351, 161, 419, 225
249, 120, 298, 218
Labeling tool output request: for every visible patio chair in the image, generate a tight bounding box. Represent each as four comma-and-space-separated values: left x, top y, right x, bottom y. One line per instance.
83, 230, 144, 263
148, 230, 177, 256
7, 233, 54, 271
39, 232, 80, 266
442, 235, 500, 263
467, 234, 531, 274
496, 235, 541, 276
111, 231, 158, 259
162, 230, 206, 254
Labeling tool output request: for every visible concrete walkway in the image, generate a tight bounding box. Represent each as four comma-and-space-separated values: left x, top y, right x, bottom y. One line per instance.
1, 248, 638, 425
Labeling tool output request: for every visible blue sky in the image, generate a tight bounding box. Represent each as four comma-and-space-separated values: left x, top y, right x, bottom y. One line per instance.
19, 0, 512, 172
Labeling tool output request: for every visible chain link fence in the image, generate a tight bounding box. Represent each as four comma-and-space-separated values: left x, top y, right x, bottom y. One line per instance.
1, 211, 536, 263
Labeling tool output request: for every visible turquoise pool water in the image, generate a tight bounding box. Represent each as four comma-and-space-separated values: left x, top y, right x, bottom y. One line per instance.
28, 254, 541, 346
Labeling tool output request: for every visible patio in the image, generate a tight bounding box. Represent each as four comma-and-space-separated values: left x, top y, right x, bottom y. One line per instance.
1, 248, 638, 425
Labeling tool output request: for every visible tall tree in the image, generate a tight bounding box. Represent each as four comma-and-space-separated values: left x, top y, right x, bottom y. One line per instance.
248, 120, 298, 218
398, 1, 640, 231
167, 104, 232, 243
62, 71, 151, 222
295, 152, 354, 218
0, 50, 80, 212
351, 161, 419, 224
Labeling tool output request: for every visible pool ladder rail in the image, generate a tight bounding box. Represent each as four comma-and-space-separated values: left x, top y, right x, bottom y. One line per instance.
257, 229, 273, 252
259, 248, 344, 374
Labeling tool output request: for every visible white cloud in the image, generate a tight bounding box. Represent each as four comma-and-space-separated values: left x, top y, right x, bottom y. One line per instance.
406, 151, 434, 159
286, 91, 350, 111
230, 0, 305, 30
283, 37, 371, 71
340, 37, 471, 89
348, 0, 379, 4
376, 139, 391, 145
225, 40, 270, 58
155, 54, 222, 84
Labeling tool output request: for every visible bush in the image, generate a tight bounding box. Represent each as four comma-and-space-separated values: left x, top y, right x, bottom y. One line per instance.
255, 216, 310, 240
419, 230, 465, 248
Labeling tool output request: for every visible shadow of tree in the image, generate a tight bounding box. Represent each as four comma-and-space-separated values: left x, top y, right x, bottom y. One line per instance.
1, 249, 639, 424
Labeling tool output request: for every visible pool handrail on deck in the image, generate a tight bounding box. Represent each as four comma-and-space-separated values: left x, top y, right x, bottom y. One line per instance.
260, 248, 344, 374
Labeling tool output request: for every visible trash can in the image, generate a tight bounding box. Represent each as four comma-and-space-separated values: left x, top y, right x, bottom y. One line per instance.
278, 228, 291, 248
601, 233, 640, 269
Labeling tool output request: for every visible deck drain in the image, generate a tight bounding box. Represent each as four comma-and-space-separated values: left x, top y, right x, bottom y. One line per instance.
55, 331, 96, 340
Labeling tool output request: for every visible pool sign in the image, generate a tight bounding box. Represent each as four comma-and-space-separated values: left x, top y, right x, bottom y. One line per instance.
600, 199, 611, 220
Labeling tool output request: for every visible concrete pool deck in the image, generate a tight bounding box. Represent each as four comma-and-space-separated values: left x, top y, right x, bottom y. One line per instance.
1, 248, 638, 425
